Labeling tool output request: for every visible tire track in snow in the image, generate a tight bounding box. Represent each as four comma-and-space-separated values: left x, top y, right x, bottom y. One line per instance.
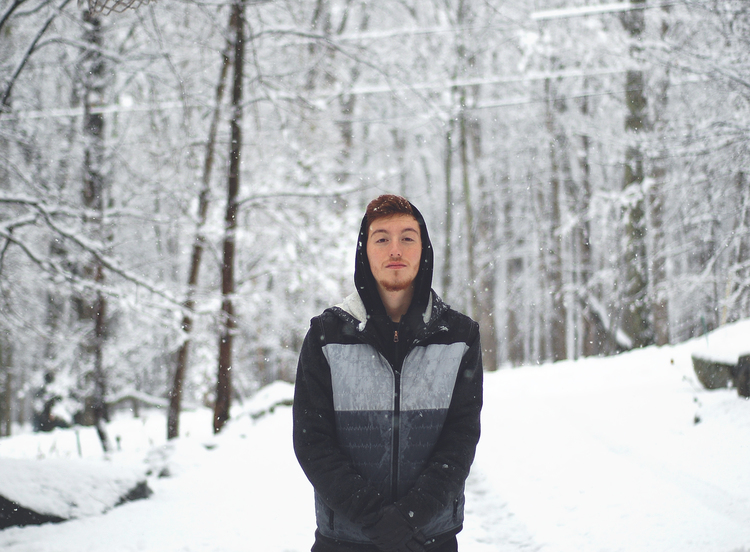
461, 466, 542, 552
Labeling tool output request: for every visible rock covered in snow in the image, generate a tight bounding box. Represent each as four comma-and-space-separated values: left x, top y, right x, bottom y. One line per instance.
0, 458, 151, 529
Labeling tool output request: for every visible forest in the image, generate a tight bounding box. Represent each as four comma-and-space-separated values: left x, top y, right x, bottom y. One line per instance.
1, 0, 748, 442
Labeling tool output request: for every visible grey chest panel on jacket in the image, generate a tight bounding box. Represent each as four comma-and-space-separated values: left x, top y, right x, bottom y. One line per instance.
322, 341, 468, 412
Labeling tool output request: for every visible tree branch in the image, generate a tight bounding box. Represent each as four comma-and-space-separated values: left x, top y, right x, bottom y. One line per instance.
0, 0, 29, 36
0, 200, 183, 308
1, 0, 73, 113
235, 183, 370, 207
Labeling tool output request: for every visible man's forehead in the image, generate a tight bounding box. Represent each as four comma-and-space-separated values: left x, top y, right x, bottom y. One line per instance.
368, 214, 420, 234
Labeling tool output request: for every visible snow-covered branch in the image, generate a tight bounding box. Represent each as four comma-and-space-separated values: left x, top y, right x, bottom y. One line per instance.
0, 196, 183, 308
107, 389, 169, 409
0, 0, 73, 113
236, 184, 369, 207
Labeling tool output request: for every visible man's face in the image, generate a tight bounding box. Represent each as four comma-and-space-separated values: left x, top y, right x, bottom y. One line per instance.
367, 214, 422, 293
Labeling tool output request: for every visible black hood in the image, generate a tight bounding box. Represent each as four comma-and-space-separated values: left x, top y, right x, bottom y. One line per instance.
353, 201, 434, 322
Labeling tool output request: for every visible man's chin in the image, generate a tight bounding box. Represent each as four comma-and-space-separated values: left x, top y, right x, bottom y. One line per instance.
379, 279, 415, 293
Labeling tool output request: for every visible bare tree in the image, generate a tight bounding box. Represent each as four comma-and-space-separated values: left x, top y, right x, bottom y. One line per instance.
619, 0, 653, 349
442, 121, 455, 299
78, 9, 111, 452
648, 59, 670, 347
0, 337, 11, 437
544, 77, 567, 362
167, 40, 231, 440
575, 91, 610, 356
214, 0, 246, 435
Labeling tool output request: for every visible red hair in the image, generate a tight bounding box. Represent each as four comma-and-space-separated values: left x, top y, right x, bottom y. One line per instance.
365, 194, 414, 226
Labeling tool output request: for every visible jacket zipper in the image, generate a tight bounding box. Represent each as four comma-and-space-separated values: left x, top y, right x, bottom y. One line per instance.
391, 371, 401, 502
391, 327, 401, 502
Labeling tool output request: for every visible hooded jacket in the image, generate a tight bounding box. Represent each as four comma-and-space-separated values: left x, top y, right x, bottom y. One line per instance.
293, 204, 483, 551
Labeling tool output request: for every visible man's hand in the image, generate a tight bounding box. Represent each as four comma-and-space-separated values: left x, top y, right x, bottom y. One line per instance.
362, 504, 427, 552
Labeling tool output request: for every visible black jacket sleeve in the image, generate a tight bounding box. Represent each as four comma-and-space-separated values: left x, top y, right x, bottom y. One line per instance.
395, 316, 484, 529
292, 315, 386, 526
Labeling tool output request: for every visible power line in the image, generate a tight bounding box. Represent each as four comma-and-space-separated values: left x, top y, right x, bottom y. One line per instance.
531, 1, 691, 22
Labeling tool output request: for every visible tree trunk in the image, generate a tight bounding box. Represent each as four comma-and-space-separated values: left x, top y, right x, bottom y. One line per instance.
93, 275, 109, 451
738, 173, 750, 315
648, 9, 671, 346
576, 94, 607, 357
458, 98, 477, 320
168, 38, 231, 441
2, 372, 10, 437
441, 123, 454, 299
620, 0, 653, 349
214, 0, 245, 435
334, 4, 365, 183
0, 339, 10, 437
82, 9, 110, 453
727, 171, 750, 322
649, 165, 669, 345
503, 182, 524, 366
477, 184, 498, 371
545, 78, 567, 362
458, 84, 497, 369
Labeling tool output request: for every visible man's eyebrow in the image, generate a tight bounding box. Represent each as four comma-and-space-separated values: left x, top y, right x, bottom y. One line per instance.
370, 227, 419, 235
398, 227, 420, 236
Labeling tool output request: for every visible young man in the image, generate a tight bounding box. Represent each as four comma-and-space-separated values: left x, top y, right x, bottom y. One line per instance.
293, 195, 483, 552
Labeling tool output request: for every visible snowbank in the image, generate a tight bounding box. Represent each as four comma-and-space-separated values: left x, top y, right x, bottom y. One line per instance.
0, 457, 149, 528
689, 319, 750, 365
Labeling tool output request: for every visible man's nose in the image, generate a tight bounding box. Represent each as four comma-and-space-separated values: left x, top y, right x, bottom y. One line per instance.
389, 241, 402, 257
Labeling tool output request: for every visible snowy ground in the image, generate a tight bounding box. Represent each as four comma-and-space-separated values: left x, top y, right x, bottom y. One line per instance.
1, 320, 749, 552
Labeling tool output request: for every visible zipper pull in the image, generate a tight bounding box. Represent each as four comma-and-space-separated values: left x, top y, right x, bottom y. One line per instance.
394, 330, 399, 343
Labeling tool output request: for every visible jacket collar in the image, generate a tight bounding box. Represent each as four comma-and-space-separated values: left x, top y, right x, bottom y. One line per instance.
333, 290, 440, 333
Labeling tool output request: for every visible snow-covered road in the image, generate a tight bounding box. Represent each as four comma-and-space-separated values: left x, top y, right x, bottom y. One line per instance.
465, 341, 750, 552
